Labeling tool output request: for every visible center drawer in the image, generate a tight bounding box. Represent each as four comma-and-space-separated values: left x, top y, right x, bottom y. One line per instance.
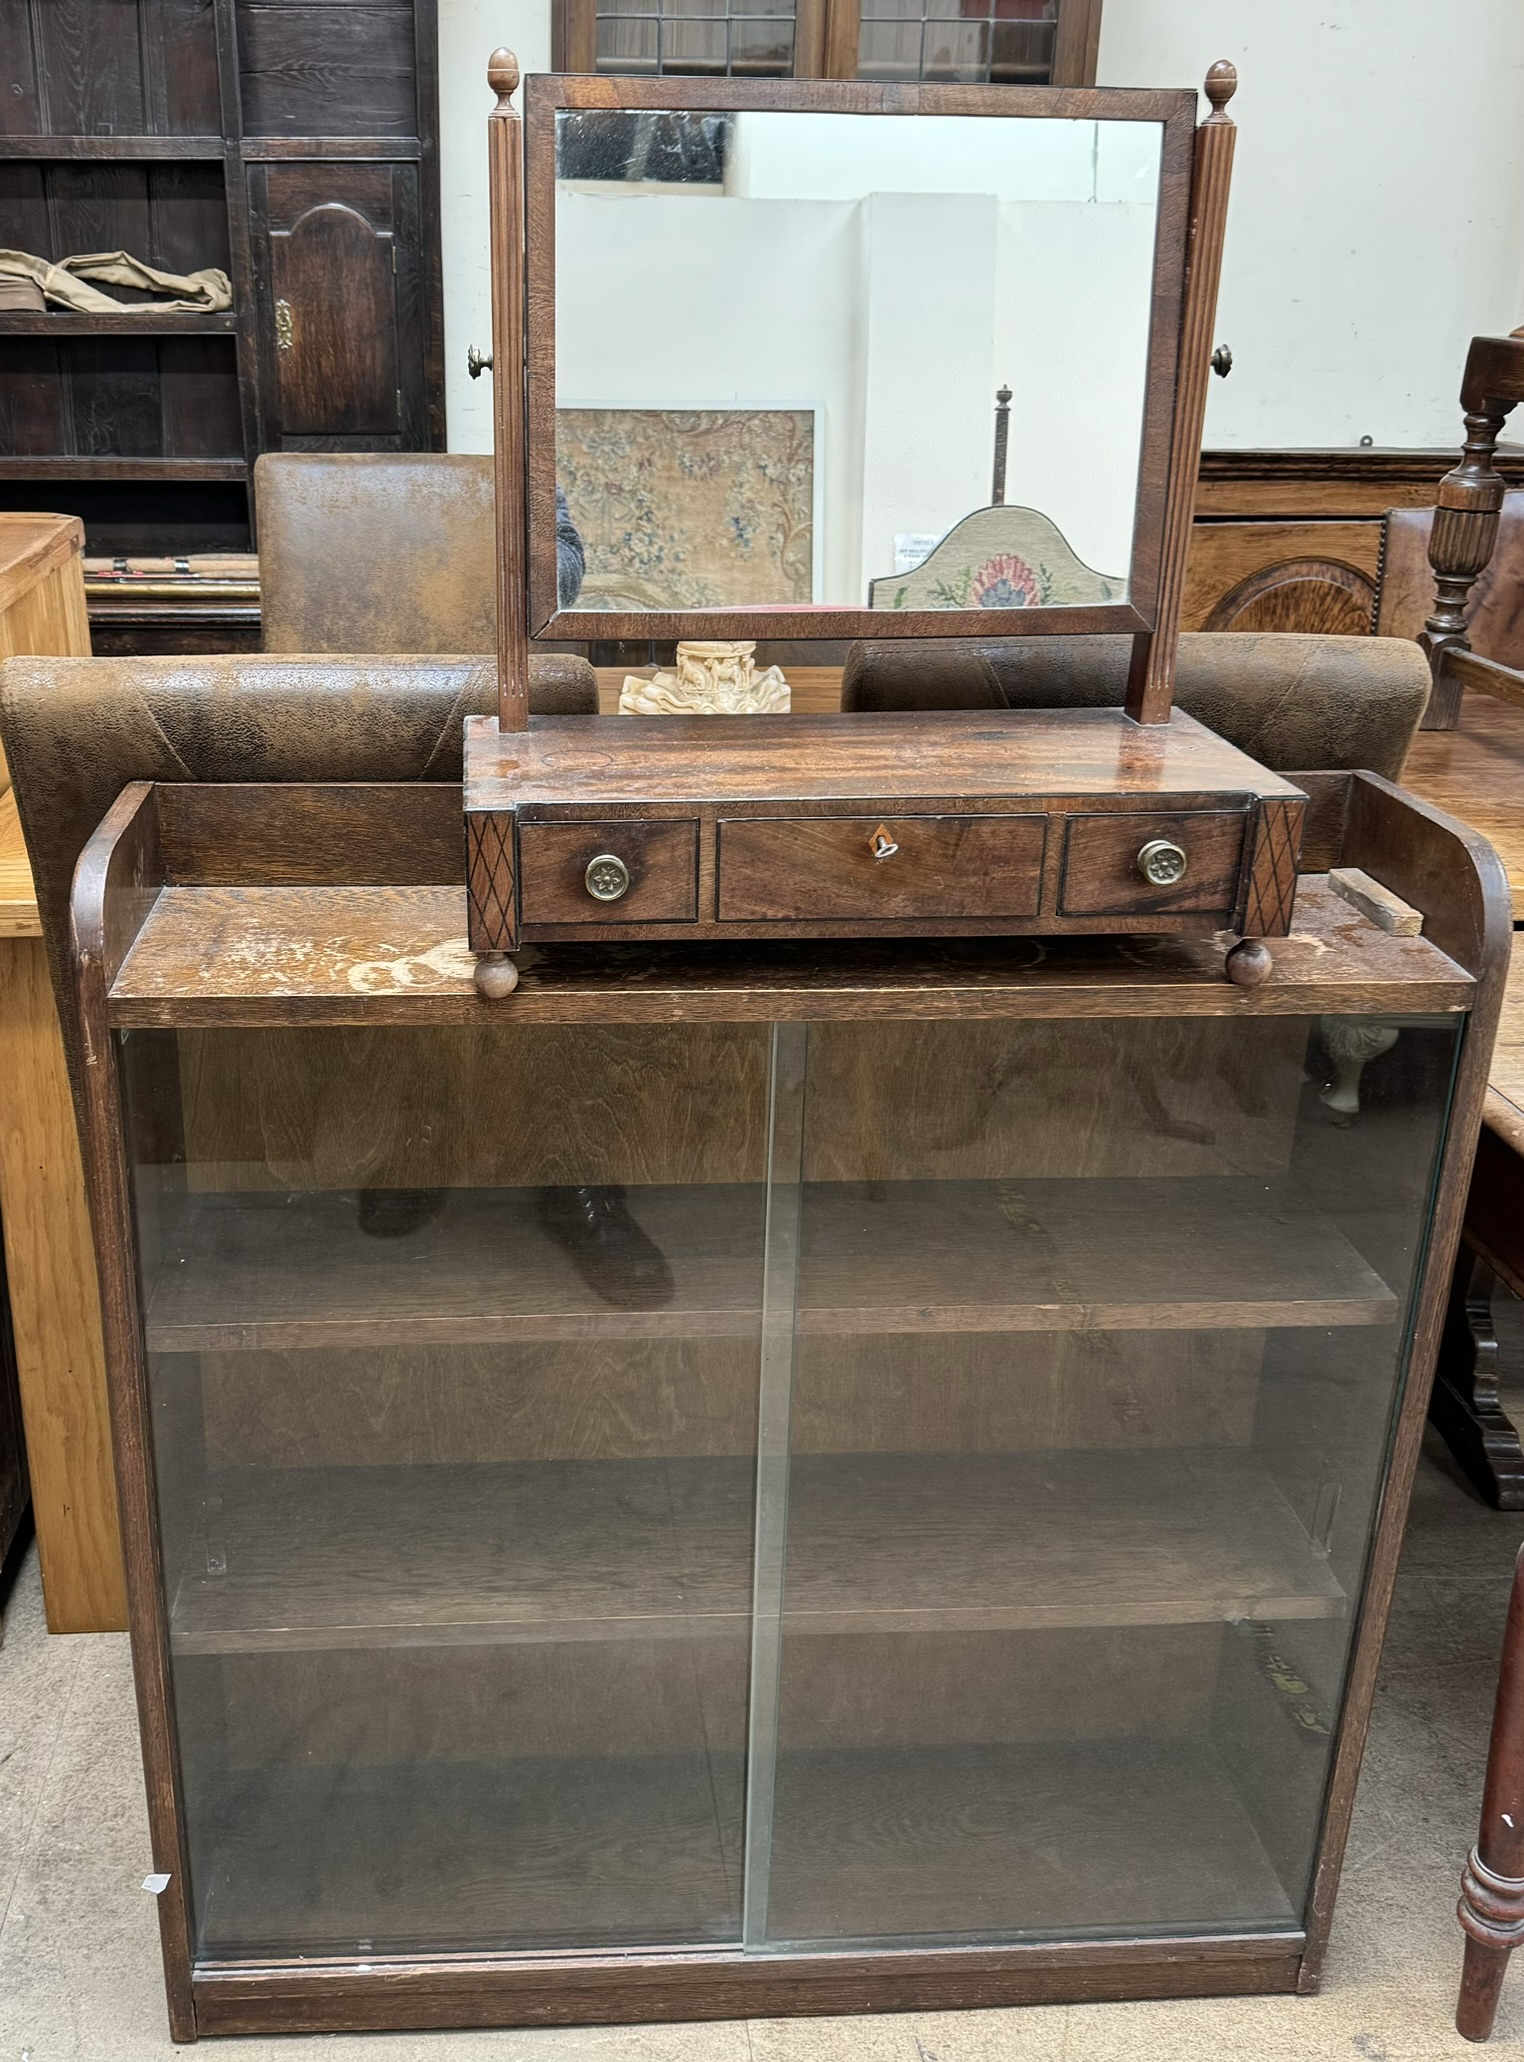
717, 814, 1046, 922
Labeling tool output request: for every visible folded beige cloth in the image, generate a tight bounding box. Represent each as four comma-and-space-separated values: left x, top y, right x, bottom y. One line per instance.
0, 248, 232, 313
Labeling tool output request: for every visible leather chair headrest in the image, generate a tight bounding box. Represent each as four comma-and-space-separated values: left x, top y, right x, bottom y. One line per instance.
843, 630, 1430, 779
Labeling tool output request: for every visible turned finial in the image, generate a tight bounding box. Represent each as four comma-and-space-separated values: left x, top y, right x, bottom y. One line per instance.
1203, 60, 1237, 119
488, 47, 520, 107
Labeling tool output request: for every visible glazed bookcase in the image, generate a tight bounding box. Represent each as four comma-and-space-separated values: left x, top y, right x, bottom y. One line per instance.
68, 765, 1506, 2039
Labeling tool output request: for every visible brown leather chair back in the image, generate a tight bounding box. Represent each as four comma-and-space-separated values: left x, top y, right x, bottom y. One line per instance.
0, 654, 507, 1100
843, 630, 1430, 780
257, 452, 497, 655
1376, 490, 1524, 659
254, 452, 597, 710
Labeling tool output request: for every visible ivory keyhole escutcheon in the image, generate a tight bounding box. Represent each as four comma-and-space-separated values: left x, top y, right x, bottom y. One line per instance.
870, 825, 899, 861
585, 853, 632, 902
1137, 838, 1188, 887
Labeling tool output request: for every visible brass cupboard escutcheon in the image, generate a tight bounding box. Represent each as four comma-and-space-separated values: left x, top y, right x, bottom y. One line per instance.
274, 298, 295, 352
1137, 837, 1188, 887
870, 824, 899, 861
585, 853, 631, 902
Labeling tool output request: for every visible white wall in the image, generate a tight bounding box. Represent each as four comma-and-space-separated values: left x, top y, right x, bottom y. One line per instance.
441, 1, 1524, 459
555, 165, 1155, 598
1097, 0, 1524, 448
858, 193, 998, 594
555, 191, 866, 598
437, 0, 552, 454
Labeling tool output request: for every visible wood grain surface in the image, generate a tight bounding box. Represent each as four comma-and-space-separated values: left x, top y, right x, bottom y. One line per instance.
191, 1933, 1304, 2037
716, 814, 1047, 922
0, 514, 88, 789
0, 790, 41, 937
0, 513, 85, 610
0, 933, 125, 1629
105, 875, 1476, 1024
1059, 808, 1244, 915
0, 510, 125, 1631
1484, 943, 1524, 1151
167, 1011, 1305, 1193
138, 1176, 1394, 1353
596, 667, 844, 717
1181, 521, 1382, 634
1404, 691, 1524, 918
466, 707, 1305, 810
195, 1330, 1265, 1471
166, 1447, 1345, 1655
519, 819, 698, 924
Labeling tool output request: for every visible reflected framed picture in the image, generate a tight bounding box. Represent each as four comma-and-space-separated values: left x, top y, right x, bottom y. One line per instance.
555, 405, 821, 609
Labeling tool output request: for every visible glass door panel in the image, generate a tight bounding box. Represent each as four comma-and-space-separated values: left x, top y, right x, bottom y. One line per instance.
122, 1021, 774, 1959
754, 1012, 1459, 1946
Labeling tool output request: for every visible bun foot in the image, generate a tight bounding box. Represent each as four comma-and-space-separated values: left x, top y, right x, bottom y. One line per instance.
474, 951, 519, 1000
1225, 938, 1273, 988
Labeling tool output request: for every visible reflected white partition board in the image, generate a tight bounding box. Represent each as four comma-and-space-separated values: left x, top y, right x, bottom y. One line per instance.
554, 110, 1161, 611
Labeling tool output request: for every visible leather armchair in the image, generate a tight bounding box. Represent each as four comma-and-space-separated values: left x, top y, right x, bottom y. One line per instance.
843, 630, 1431, 780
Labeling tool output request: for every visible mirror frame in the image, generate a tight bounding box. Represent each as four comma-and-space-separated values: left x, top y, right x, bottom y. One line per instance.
520, 73, 1197, 645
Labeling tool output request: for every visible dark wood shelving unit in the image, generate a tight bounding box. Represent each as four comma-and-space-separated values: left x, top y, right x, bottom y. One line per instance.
0, 312, 240, 335
0, 135, 225, 159
0, 0, 444, 553
0, 457, 248, 482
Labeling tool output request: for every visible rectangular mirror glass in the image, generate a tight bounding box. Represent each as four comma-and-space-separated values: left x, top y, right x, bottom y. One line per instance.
550, 107, 1164, 619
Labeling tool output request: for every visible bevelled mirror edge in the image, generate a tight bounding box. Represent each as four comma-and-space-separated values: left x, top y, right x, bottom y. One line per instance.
518, 73, 1202, 655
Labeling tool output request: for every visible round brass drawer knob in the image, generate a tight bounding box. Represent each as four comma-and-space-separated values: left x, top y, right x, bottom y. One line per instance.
1137, 838, 1188, 888
584, 853, 631, 902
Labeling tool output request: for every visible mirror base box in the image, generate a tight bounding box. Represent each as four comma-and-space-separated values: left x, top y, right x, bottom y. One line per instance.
463, 707, 1305, 954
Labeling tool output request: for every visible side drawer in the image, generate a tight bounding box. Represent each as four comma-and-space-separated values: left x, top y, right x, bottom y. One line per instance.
1059, 810, 1247, 916
518, 819, 698, 924
717, 814, 1045, 922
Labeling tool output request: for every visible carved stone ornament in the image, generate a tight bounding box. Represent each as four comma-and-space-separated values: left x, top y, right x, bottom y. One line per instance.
619, 640, 791, 715
1318, 1015, 1400, 1118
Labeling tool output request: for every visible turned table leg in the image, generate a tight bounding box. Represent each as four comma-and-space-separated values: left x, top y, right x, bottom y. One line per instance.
1459, 1542, 1524, 2039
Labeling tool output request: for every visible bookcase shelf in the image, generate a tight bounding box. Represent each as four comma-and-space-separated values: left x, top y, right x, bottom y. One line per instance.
0, 0, 444, 552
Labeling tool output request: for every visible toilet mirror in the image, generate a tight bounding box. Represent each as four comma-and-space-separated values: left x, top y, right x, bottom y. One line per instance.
523, 77, 1197, 642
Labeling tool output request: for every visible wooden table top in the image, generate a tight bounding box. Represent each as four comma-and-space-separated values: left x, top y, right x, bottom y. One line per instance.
1400, 691, 1524, 1152
1485, 942, 1524, 1155
0, 512, 84, 619
1405, 694, 1524, 920
595, 665, 843, 716
0, 789, 40, 938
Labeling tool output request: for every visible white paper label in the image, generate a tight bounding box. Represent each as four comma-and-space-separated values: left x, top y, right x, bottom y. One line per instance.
142, 1872, 171, 1895
893, 532, 940, 574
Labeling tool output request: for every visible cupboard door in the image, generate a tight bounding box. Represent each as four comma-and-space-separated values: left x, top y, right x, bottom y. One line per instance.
124, 1020, 772, 1959
754, 1012, 1458, 1948
252, 162, 424, 448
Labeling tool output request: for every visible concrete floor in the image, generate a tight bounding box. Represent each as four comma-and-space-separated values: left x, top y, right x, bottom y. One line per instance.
3, 1426, 1524, 2061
